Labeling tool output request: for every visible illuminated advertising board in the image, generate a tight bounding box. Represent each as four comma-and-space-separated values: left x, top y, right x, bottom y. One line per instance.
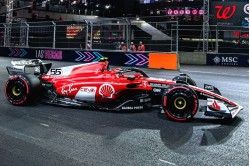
66, 25, 84, 39
210, 2, 249, 27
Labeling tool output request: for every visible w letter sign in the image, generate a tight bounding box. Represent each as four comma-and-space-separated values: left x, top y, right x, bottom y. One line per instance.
215, 5, 237, 19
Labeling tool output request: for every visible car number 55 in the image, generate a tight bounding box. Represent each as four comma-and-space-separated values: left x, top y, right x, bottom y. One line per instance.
50, 69, 62, 75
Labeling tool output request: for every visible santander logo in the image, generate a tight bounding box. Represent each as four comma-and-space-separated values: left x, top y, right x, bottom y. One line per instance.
215, 5, 237, 19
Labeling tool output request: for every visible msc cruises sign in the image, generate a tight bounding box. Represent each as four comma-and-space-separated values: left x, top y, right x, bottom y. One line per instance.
207, 53, 248, 67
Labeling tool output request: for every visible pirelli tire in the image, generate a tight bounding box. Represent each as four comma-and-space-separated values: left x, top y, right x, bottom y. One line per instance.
4, 74, 41, 105
162, 84, 199, 122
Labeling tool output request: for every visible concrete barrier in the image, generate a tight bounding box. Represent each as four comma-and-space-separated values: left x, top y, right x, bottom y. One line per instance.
149, 53, 178, 70
2, 47, 246, 68
179, 51, 206, 65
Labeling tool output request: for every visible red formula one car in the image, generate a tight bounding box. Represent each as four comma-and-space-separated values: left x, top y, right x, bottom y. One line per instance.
4, 59, 243, 121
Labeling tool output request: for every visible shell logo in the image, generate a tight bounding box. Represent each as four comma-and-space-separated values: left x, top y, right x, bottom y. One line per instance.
99, 84, 115, 98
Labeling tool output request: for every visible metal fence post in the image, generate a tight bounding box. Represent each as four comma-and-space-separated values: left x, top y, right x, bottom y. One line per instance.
176, 21, 179, 52
90, 21, 93, 49
215, 25, 219, 53
3, 24, 6, 47
125, 18, 129, 51
170, 24, 173, 52
122, 22, 126, 40
52, 21, 56, 49
85, 20, 88, 50
25, 22, 29, 47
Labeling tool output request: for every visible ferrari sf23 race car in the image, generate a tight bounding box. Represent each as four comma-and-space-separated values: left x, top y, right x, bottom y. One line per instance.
4, 59, 243, 121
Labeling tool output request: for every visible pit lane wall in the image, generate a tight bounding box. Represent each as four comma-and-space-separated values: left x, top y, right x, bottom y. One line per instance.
0, 47, 179, 70
0, 47, 248, 68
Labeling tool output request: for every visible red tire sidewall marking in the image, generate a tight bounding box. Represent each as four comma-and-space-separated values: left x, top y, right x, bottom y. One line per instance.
4, 80, 11, 100
163, 96, 167, 107
191, 94, 199, 116
4, 76, 30, 105
164, 109, 188, 121
167, 86, 189, 94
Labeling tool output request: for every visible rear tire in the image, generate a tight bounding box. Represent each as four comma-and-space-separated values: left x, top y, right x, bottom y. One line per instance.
162, 84, 199, 121
4, 74, 41, 105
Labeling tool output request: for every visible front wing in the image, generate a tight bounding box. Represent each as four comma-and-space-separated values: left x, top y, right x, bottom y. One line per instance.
192, 86, 243, 119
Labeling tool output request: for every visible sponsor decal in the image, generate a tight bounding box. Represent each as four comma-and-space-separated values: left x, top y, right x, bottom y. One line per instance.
75, 51, 103, 62
75, 87, 97, 101
149, 78, 166, 81
209, 100, 221, 111
149, 82, 169, 88
7, 66, 24, 73
44, 75, 67, 79
11, 60, 40, 66
207, 53, 248, 67
153, 88, 161, 93
243, 4, 249, 27
36, 50, 62, 60
213, 56, 221, 64
9, 48, 27, 57
99, 84, 115, 98
142, 81, 147, 87
122, 106, 143, 110
242, 18, 249, 28
200, 92, 215, 99
213, 56, 238, 66
215, 5, 236, 20
80, 87, 96, 93
244, 4, 249, 14
204, 84, 214, 91
139, 98, 151, 103
125, 53, 149, 66
233, 31, 249, 38
211, 2, 249, 27
207, 99, 230, 113
167, 9, 204, 15
61, 83, 78, 95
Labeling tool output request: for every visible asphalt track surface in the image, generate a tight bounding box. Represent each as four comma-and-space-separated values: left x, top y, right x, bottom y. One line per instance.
0, 57, 248, 166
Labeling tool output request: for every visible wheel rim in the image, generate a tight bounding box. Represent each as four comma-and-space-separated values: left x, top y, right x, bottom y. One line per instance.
163, 86, 198, 120
6, 80, 27, 102
12, 85, 22, 96
168, 93, 190, 118
174, 97, 187, 110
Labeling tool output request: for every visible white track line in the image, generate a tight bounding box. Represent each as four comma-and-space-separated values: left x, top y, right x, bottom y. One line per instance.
40, 123, 50, 127
180, 69, 248, 77
159, 159, 177, 166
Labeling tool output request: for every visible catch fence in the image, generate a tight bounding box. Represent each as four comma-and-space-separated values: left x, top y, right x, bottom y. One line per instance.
0, 18, 248, 53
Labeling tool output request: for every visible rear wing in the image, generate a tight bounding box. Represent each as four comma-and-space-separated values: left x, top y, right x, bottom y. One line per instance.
6, 59, 52, 76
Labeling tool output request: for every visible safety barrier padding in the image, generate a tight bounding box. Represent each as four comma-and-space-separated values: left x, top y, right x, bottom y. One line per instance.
148, 53, 178, 70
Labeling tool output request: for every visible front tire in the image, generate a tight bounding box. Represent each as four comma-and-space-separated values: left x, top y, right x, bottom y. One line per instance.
162, 84, 199, 121
4, 74, 41, 105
